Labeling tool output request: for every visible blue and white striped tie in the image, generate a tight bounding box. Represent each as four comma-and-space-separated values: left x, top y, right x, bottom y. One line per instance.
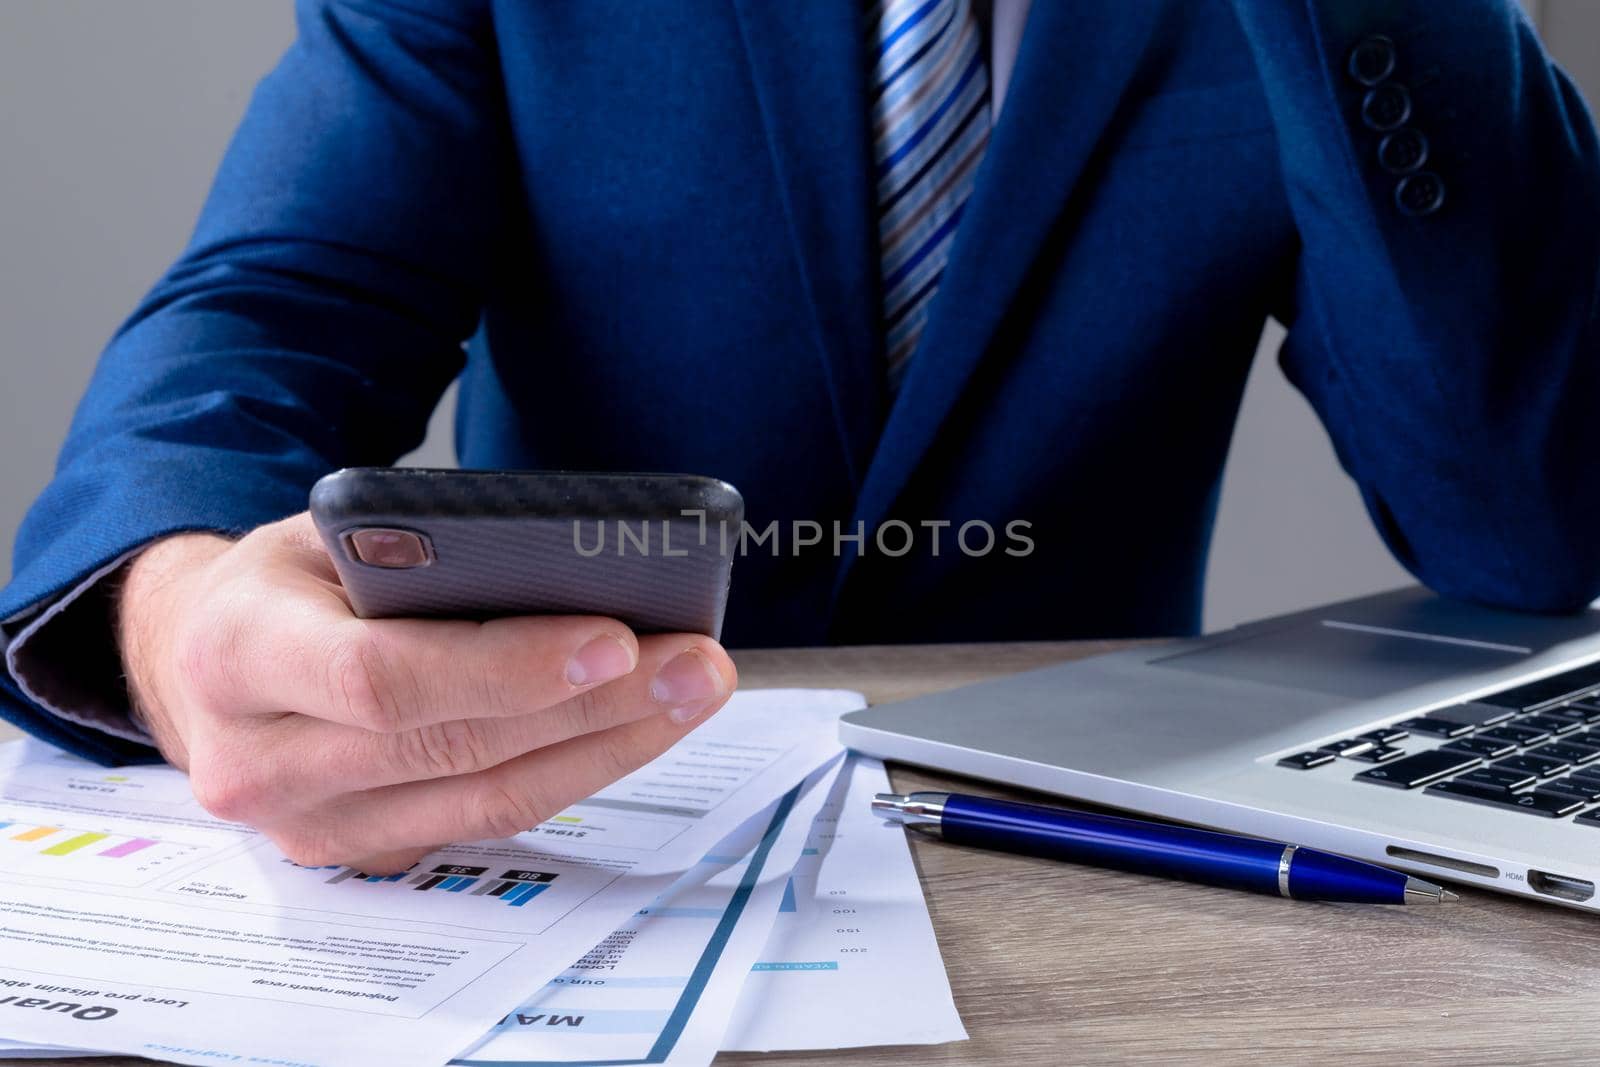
869, 0, 993, 383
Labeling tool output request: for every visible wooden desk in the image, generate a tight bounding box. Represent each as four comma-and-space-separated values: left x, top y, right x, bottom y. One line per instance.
8, 640, 1600, 1066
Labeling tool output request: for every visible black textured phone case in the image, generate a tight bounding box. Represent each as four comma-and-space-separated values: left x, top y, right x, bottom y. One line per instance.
309, 469, 743, 638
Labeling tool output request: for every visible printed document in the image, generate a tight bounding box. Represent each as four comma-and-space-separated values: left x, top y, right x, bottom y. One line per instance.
721, 755, 968, 1050
0, 689, 859, 1067
450, 756, 843, 1066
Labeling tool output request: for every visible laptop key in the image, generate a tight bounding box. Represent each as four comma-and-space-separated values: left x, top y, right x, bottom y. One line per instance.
1576, 809, 1600, 829
1349, 744, 1406, 763
1425, 779, 1586, 817
1477, 724, 1553, 747
1475, 662, 1600, 711
1519, 714, 1584, 737
1540, 706, 1598, 725
1532, 787, 1597, 809
1427, 703, 1516, 728
1494, 754, 1570, 779
1398, 717, 1475, 739
1355, 749, 1480, 789
1441, 736, 1518, 759
1457, 766, 1537, 791
1317, 738, 1377, 758
1358, 726, 1410, 745
1531, 741, 1600, 766
1563, 700, 1600, 723
1277, 750, 1337, 770
1537, 777, 1600, 803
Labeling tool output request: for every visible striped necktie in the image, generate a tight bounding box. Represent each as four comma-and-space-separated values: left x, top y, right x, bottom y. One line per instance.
868, 0, 993, 384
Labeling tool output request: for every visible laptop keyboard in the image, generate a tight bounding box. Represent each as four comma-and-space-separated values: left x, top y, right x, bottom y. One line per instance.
1276, 660, 1600, 825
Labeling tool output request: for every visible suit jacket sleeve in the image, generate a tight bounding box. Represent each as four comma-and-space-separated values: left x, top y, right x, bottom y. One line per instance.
0, 0, 508, 762
1229, 0, 1600, 612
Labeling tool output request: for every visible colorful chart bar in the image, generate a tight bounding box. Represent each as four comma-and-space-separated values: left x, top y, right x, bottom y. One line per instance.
502, 883, 550, 907
322, 868, 404, 884
42, 832, 109, 857
13, 826, 58, 843
3, 821, 170, 859
410, 874, 480, 892
304, 859, 555, 906
97, 838, 156, 859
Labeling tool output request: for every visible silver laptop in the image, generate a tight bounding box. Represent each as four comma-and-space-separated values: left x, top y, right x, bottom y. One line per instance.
839, 587, 1600, 911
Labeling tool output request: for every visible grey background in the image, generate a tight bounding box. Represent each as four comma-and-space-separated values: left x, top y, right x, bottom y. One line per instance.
0, 1, 1591, 634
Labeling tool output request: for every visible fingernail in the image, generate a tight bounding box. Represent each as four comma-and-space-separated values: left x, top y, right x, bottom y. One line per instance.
668, 698, 718, 724
565, 635, 635, 687
649, 648, 724, 709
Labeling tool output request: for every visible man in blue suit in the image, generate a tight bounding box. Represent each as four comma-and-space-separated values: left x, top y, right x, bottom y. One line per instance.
2, 0, 1598, 870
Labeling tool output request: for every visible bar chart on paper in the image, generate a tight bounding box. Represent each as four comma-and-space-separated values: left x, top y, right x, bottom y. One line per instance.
161, 834, 624, 931
0, 815, 210, 886
294, 861, 562, 908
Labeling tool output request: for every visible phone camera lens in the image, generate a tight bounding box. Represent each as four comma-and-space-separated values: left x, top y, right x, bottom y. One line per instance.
344, 528, 434, 568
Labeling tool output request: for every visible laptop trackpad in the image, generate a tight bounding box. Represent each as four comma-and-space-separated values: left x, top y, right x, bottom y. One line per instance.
1150, 621, 1525, 701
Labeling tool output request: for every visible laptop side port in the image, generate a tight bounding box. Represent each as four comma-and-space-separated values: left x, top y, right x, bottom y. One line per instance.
1384, 846, 1498, 878
1527, 870, 1596, 902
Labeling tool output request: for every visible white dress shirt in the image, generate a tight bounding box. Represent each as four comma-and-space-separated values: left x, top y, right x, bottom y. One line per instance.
987, 0, 1032, 116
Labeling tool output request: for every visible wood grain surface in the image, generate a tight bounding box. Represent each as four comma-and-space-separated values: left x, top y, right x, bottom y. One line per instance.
5, 640, 1599, 1066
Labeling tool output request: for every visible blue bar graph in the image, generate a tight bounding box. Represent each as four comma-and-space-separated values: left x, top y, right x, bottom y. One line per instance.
504, 883, 551, 907
298, 859, 554, 906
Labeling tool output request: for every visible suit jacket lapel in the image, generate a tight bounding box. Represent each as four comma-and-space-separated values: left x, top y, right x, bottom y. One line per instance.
845, 1, 1165, 555
731, 0, 884, 491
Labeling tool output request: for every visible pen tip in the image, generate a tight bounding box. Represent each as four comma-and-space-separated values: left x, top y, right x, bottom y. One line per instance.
871, 794, 908, 818
1402, 876, 1454, 904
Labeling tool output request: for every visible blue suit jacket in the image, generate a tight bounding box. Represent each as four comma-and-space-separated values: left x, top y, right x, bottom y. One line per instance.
6, 0, 1600, 763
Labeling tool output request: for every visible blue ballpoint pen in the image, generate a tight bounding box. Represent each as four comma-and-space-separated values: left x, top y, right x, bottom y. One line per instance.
873, 792, 1458, 904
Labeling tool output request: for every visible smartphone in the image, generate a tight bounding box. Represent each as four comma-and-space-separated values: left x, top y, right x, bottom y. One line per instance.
309, 468, 743, 638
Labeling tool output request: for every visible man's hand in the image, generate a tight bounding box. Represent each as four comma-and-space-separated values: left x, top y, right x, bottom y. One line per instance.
115, 513, 737, 874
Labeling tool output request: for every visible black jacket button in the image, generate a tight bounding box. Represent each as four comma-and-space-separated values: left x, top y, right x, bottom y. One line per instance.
1348, 35, 1398, 86
1395, 171, 1446, 216
1362, 83, 1412, 131
1378, 128, 1429, 174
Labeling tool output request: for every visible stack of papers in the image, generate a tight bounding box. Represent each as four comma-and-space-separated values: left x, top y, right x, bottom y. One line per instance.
0, 689, 965, 1066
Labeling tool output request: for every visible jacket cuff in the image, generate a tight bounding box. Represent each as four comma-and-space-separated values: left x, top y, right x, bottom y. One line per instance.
3, 548, 153, 747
